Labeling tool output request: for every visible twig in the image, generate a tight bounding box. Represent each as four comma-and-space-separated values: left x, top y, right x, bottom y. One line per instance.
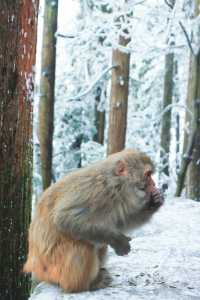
155, 103, 193, 125
66, 65, 119, 101
164, 0, 173, 9
56, 33, 75, 38
178, 21, 195, 56
126, 0, 146, 6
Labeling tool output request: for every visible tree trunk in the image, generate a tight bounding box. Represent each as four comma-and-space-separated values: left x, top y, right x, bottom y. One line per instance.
160, 52, 174, 180
0, 1, 39, 299
39, 0, 58, 190
175, 113, 180, 171
176, 0, 200, 199
185, 56, 200, 200
176, 51, 195, 196
174, 60, 180, 173
107, 35, 130, 155
93, 86, 105, 145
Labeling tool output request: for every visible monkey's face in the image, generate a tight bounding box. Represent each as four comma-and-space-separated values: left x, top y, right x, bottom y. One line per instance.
113, 151, 164, 214
118, 161, 164, 213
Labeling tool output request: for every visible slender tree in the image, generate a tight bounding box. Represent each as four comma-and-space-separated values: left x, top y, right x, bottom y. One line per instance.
160, 0, 176, 186
39, 0, 58, 189
94, 86, 106, 145
160, 51, 174, 179
174, 60, 180, 173
107, 35, 131, 155
0, 1, 39, 299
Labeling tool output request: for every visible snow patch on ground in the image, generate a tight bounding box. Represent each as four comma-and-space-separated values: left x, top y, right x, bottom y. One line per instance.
29, 198, 200, 300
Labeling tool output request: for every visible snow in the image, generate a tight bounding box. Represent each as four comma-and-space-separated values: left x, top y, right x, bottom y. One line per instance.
29, 198, 200, 300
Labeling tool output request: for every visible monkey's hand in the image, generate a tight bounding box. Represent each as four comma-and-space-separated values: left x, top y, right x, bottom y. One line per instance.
53, 201, 132, 255
110, 233, 131, 256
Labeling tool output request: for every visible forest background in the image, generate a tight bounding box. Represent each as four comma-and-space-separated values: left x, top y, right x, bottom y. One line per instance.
0, 0, 200, 299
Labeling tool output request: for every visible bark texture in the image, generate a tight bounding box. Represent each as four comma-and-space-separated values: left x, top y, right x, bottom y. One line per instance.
0, 1, 39, 299
39, 0, 58, 189
107, 36, 130, 155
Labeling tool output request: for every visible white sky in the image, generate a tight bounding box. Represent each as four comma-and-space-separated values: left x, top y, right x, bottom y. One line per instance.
58, 0, 80, 35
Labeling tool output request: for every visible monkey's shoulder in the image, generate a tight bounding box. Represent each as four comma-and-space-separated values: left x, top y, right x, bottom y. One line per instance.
36, 167, 108, 212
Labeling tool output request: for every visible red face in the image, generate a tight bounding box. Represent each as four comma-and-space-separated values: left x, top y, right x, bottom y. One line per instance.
144, 170, 164, 209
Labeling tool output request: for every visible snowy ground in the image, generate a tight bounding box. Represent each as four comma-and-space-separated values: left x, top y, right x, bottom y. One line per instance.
30, 198, 200, 300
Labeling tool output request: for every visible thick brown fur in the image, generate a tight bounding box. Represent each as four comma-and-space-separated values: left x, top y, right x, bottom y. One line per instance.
24, 149, 163, 292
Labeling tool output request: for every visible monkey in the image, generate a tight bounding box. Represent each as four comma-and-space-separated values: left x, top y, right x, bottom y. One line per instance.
24, 149, 164, 292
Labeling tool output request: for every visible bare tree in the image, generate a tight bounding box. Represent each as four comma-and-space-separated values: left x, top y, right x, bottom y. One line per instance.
39, 0, 58, 189
0, 1, 39, 299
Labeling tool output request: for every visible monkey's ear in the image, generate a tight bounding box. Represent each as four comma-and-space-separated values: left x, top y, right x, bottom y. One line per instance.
115, 160, 128, 176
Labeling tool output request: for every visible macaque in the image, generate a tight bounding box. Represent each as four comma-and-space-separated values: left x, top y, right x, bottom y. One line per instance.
24, 149, 164, 292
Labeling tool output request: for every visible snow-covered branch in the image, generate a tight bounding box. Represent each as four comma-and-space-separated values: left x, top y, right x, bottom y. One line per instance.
66, 65, 119, 101
178, 21, 195, 56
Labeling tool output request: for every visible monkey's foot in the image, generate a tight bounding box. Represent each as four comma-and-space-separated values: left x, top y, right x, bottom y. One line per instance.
90, 268, 112, 291
111, 234, 131, 256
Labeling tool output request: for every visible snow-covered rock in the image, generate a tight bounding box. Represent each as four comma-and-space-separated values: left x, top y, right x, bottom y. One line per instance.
29, 198, 200, 300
